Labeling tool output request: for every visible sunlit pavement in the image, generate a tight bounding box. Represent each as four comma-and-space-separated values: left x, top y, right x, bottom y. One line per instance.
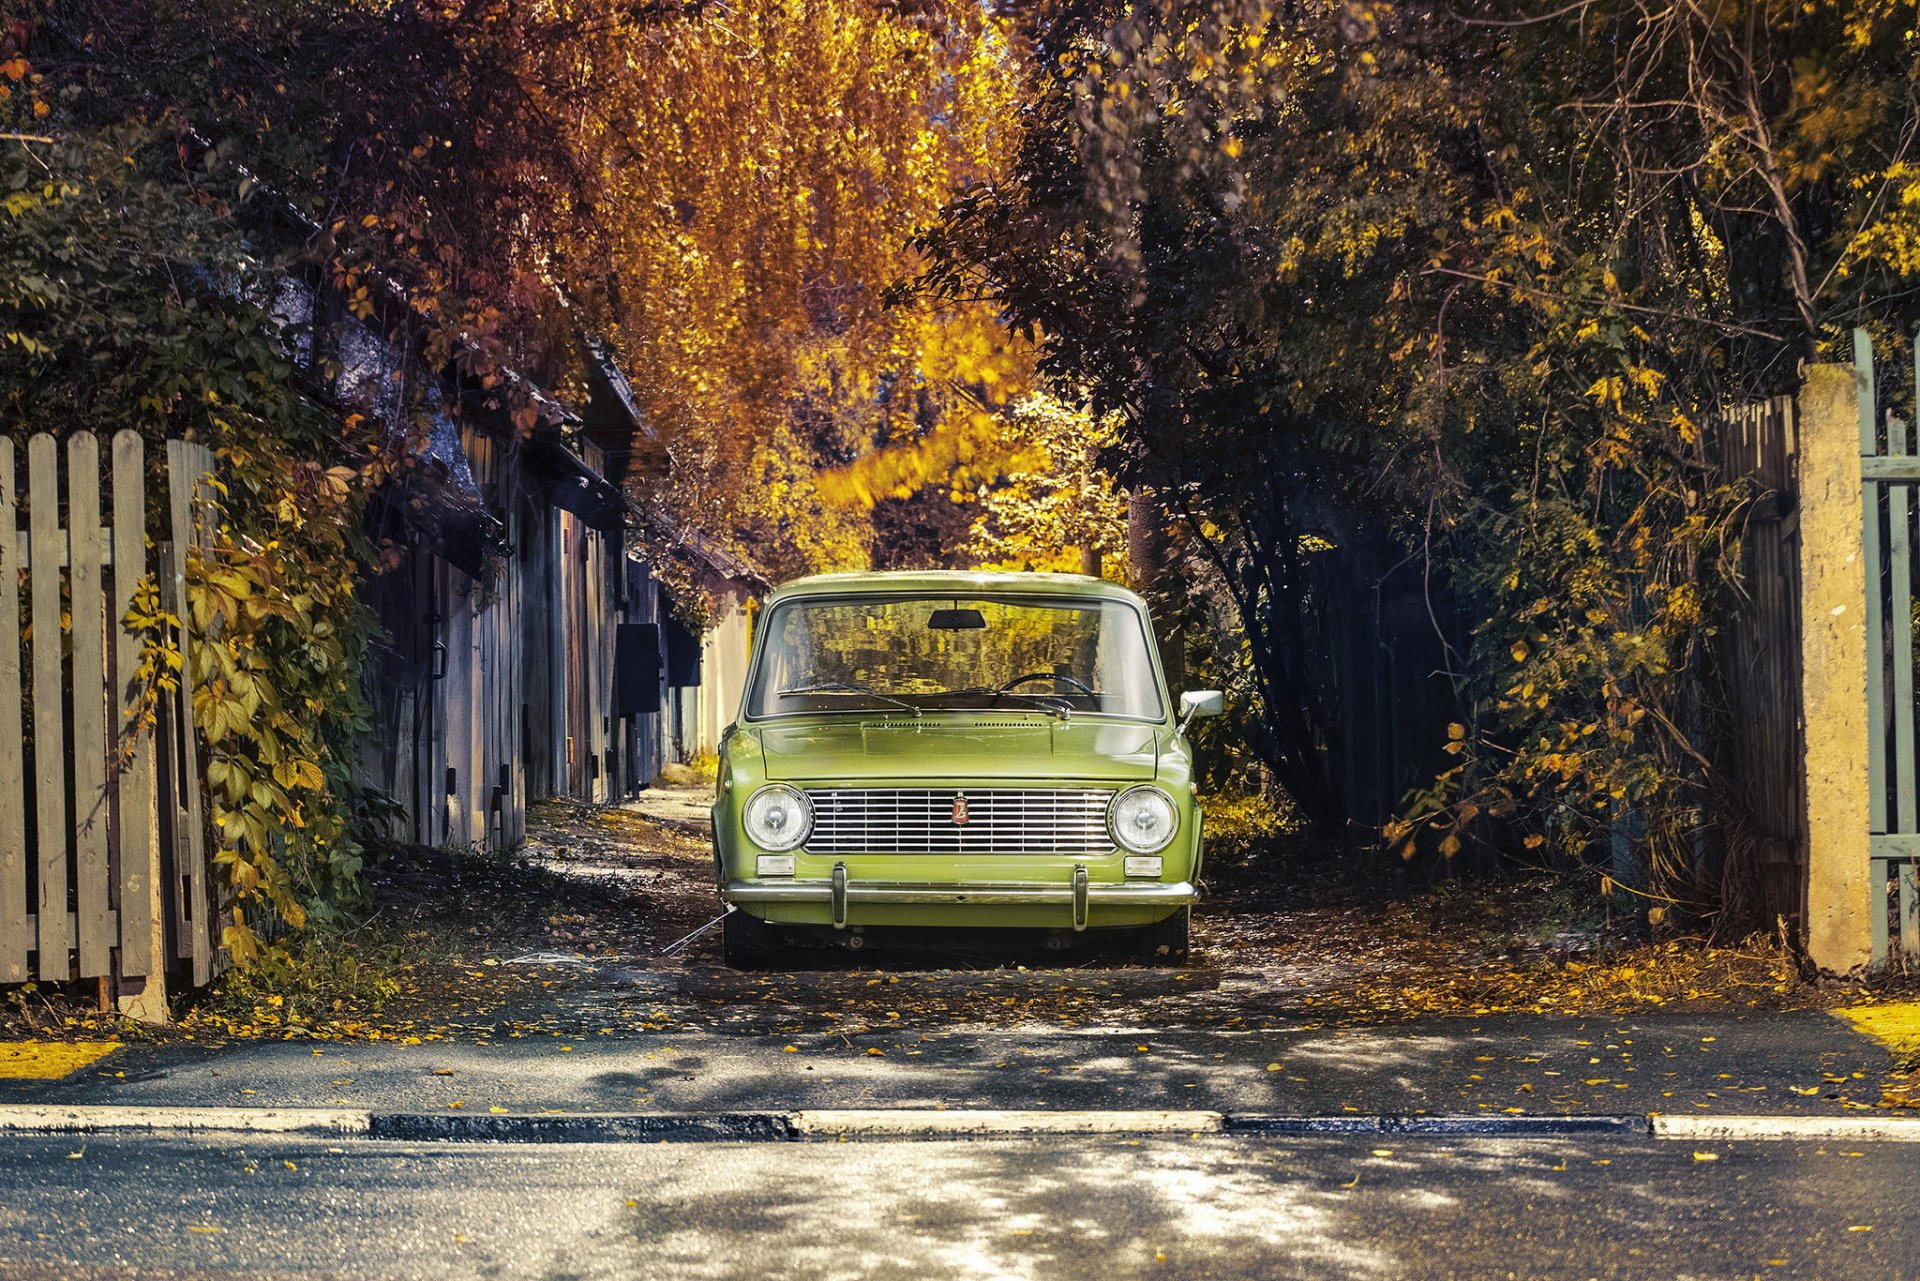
2, 1002, 1903, 1119
0, 1130, 1914, 1280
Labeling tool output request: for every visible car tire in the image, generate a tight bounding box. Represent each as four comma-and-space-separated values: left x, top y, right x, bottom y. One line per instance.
1137, 906, 1191, 966
722, 908, 780, 969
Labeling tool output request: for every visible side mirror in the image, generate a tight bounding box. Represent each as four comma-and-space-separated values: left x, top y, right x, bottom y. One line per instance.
1177, 689, 1225, 733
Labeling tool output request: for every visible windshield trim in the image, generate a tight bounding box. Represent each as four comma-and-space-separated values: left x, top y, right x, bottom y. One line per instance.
738, 590, 1172, 726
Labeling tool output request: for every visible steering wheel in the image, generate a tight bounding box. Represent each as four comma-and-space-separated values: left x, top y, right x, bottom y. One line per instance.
997, 672, 1096, 697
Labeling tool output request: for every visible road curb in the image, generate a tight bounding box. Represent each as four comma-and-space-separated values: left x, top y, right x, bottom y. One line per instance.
792, 1109, 1224, 1136
3, 1104, 1915, 1143
1226, 1114, 1649, 1137
369, 1112, 797, 1143
1653, 1114, 1920, 1143
0, 1105, 370, 1135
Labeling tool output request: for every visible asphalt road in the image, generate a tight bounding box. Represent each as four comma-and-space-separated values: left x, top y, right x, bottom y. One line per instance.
9, 993, 1899, 1119
0, 1130, 1914, 1281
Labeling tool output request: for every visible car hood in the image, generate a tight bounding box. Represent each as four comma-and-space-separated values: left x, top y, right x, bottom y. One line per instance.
753, 717, 1162, 783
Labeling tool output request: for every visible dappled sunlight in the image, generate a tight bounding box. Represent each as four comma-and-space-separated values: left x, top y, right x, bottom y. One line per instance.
602, 1140, 1396, 1281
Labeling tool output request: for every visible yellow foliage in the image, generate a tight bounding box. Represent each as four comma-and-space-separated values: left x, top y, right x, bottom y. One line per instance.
558, 0, 1029, 577
1836, 1001, 1920, 1065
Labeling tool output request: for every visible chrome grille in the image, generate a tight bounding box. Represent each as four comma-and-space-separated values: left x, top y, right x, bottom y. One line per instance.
805, 788, 1115, 855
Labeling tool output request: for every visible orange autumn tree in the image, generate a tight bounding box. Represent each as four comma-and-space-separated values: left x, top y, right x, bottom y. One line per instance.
562, 0, 1034, 585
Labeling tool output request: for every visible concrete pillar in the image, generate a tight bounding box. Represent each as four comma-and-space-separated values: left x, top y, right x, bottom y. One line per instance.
1797, 363, 1873, 974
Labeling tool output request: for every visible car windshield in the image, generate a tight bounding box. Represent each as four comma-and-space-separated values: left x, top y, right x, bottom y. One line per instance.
747, 594, 1165, 720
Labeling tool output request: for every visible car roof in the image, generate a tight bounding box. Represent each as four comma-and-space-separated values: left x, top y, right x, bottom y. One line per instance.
766, 570, 1149, 609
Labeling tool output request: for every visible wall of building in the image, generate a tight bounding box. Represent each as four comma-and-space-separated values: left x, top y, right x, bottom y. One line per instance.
361, 434, 672, 849
696, 592, 754, 756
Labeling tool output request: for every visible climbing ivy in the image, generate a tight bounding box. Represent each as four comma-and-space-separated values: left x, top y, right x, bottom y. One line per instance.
0, 104, 378, 962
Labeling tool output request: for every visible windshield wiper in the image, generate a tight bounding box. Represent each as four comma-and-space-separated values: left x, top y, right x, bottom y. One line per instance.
776, 681, 920, 717
941, 687, 1074, 722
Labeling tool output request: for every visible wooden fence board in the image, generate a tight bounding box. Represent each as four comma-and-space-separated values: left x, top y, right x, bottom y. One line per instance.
445, 575, 475, 844
166, 440, 214, 986
0, 439, 24, 983
111, 431, 154, 978
1904, 862, 1919, 958
1889, 417, 1916, 837
0, 430, 220, 1001
27, 434, 67, 979
67, 433, 111, 978
1710, 397, 1809, 929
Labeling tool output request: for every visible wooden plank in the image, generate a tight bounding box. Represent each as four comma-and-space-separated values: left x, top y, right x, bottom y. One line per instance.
10, 530, 115, 567
590, 530, 610, 802
1902, 862, 1919, 961
1860, 455, 1920, 481
462, 566, 479, 844
471, 576, 489, 843
188, 443, 220, 981
1858, 327, 1881, 456
166, 440, 213, 986
561, 511, 580, 796
150, 526, 186, 965
67, 434, 111, 978
1888, 418, 1916, 836
507, 540, 526, 842
427, 560, 450, 847
484, 565, 505, 846
551, 508, 569, 797
27, 435, 68, 979
110, 432, 154, 979
496, 505, 516, 843
0, 440, 25, 982
445, 572, 475, 845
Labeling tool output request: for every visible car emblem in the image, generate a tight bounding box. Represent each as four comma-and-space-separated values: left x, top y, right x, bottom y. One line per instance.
951, 794, 970, 825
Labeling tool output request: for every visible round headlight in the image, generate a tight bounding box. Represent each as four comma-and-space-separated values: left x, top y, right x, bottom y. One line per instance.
1109, 786, 1177, 854
743, 785, 812, 852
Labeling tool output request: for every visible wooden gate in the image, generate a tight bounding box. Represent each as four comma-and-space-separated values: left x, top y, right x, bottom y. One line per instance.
1856, 331, 1920, 967
0, 430, 219, 1017
1713, 395, 1809, 929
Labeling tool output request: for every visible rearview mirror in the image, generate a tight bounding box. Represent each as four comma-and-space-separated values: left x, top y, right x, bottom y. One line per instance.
1177, 689, 1225, 732
928, 608, 986, 631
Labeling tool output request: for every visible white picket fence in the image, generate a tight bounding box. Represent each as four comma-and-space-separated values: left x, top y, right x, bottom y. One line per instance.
0, 430, 219, 1019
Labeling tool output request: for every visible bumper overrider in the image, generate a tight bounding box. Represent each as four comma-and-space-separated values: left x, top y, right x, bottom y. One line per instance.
725, 862, 1195, 931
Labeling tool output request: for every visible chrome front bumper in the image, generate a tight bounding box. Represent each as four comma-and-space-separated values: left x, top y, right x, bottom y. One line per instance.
724, 862, 1194, 931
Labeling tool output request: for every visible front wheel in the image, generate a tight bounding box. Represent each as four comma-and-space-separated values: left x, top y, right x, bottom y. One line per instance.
721, 908, 781, 969
1136, 906, 1191, 966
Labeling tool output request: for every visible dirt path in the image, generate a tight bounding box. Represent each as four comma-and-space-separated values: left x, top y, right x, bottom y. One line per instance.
4, 787, 1870, 1058
330, 788, 1835, 1041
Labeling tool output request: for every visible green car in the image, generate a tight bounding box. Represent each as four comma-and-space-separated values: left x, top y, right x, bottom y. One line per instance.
710, 570, 1222, 966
